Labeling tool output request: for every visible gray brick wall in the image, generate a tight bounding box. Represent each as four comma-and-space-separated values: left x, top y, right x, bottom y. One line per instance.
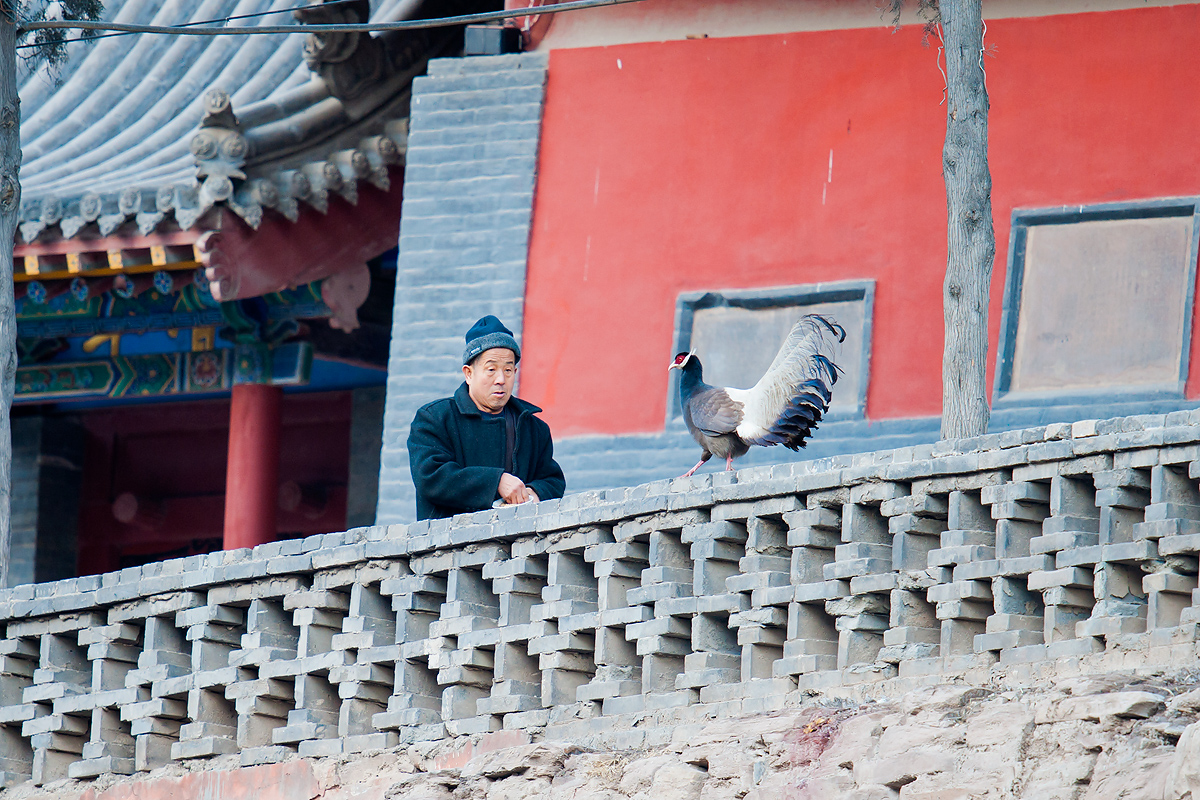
9, 418, 41, 588
347, 386, 386, 528
377, 53, 549, 525
7, 416, 83, 588
551, 396, 1200, 494
553, 416, 945, 495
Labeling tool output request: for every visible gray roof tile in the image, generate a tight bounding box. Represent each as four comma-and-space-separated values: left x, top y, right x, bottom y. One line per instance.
16, 0, 453, 243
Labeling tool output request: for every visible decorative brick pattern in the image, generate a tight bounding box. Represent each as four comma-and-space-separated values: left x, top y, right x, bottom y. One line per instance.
5, 412, 1200, 784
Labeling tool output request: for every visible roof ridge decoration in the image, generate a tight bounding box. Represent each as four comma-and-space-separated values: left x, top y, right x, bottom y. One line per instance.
297, 0, 386, 102
191, 89, 247, 228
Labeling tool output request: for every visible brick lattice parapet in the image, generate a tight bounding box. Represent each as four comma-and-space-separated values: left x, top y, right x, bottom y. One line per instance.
3, 412, 1200, 784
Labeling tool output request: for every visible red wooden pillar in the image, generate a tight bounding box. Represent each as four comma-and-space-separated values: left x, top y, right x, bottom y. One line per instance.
223, 384, 282, 550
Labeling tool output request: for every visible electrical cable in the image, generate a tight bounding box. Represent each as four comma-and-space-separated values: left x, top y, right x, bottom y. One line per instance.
17, 0, 643, 39
16, 0, 365, 50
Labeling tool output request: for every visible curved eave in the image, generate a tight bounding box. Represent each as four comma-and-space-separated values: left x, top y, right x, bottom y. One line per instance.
14, 0, 476, 245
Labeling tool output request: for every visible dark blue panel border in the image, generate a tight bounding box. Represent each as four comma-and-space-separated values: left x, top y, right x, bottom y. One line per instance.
994, 197, 1200, 410
667, 280, 875, 427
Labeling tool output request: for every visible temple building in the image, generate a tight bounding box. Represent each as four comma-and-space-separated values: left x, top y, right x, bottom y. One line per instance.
376, 0, 1200, 522
12, 0, 1200, 573
0, 0, 1198, 791
10, 0, 501, 584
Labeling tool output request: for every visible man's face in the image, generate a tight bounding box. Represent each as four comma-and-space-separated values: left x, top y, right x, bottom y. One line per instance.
463, 348, 517, 413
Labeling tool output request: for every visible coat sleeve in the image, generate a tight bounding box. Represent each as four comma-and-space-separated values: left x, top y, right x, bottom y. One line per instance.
408, 404, 504, 513
526, 421, 566, 503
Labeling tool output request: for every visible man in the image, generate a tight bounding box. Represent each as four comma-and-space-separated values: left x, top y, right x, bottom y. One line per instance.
408, 315, 566, 520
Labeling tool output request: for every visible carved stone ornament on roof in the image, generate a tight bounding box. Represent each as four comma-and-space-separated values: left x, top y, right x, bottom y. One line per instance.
193, 90, 246, 177
18, 220, 42, 243
118, 188, 158, 235
79, 192, 101, 222
192, 88, 248, 221
118, 188, 141, 217
93, 192, 126, 236
173, 183, 206, 231
39, 195, 61, 224
271, 170, 308, 222
294, 0, 387, 102
136, 211, 166, 236
55, 190, 114, 240
197, 229, 239, 302
299, 160, 342, 214
137, 186, 173, 234
228, 178, 281, 230
59, 214, 85, 240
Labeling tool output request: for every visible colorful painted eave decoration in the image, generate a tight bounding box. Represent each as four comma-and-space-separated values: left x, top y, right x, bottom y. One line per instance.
14, 264, 329, 401
15, 269, 329, 339
16, 343, 313, 402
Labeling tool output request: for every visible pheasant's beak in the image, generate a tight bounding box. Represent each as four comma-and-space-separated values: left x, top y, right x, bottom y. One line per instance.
667, 363, 680, 372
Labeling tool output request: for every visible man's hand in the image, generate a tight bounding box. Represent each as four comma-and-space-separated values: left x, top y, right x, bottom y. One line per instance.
498, 473, 531, 504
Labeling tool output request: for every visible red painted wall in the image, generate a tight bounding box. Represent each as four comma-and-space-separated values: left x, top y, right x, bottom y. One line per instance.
520, 4, 1200, 437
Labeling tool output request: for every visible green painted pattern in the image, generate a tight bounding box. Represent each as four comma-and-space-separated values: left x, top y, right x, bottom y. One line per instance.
112, 353, 178, 397
15, 344, 310, 401
16, 362, 115, 399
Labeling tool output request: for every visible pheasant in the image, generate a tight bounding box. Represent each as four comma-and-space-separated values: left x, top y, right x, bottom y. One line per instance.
669, 314, 845, 477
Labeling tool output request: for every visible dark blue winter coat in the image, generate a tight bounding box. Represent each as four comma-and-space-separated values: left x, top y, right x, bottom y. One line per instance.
408, 383, 566, 520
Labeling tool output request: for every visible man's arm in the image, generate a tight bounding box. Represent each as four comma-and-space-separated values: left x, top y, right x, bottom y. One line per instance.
408, 405, 503, 512
525, 422, 566, 503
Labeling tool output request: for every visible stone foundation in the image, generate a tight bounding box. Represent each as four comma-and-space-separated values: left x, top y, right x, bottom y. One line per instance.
6, 670, 1200, 800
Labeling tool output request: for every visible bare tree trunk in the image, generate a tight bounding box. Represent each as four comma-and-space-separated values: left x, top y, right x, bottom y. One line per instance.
939, 0, 994, 440
0, 2, 19, 587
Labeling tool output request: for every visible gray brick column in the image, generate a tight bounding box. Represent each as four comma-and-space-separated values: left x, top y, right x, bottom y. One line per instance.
377, 53, 549, 524
8, 417, 84, 588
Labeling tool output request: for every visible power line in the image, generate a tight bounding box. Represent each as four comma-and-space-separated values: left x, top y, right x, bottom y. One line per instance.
18, 0, 642, 38
16, 0, 364, 51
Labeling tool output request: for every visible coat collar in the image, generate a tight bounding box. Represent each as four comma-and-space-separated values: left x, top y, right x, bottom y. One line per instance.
452, 382, 542, 418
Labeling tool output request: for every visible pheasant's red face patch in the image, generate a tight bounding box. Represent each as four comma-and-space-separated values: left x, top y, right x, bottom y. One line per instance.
672, 352, 690, 366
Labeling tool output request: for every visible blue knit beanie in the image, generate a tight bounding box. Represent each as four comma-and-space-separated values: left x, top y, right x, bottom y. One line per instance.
463, 315, 521, 365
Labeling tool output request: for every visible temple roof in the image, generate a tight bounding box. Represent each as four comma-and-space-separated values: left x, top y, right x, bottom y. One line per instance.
16, 0, 473, 244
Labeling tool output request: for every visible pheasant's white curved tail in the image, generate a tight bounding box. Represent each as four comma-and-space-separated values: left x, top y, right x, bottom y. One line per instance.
732, 314, 845, 449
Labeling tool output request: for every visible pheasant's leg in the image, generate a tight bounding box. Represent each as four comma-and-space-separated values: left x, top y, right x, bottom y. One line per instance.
681, 452, 712, 478
725, 455, 735, 471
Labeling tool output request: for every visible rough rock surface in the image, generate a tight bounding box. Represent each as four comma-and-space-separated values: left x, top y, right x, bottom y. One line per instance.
7, 671, 1200, 800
